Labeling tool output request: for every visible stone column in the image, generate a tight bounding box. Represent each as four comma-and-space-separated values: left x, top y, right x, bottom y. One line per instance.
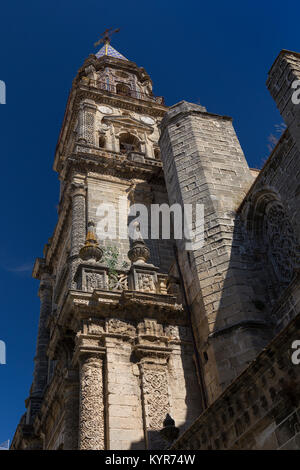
69, 182, 86, 289
78, 352, 105, 450
31, 273, 52, 417
77, 100, 97, 145
70, 182, 86, 258
63, 370, 79, 450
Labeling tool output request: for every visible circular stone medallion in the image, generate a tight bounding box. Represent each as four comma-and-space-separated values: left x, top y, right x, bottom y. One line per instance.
99, 105, 113, 114
140, 116, 155, 125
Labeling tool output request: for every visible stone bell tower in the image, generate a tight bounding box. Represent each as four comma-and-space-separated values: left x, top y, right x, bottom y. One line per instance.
11, 35, 201, 450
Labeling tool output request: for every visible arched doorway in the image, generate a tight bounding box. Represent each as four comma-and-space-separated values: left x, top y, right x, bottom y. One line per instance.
119, 133, 141, 153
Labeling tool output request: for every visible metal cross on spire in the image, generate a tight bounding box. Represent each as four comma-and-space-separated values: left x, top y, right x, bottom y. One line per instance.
94, 28, 120, 47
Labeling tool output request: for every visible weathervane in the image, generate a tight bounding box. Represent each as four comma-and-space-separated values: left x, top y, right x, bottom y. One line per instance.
94, 28, 120, 47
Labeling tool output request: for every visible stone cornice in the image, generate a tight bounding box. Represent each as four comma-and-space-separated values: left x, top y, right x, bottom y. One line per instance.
61, 148, 164, 184
46, 289, 186, 360
132, 343, 172, 361
60, 288, 184, 323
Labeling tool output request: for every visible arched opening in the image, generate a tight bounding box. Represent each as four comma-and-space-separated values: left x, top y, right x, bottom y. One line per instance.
154, 148, 161, 160
99, 135, 106, 148
119, 133, 141, 154
246, 189, 299, 299
116, 83, 131, 97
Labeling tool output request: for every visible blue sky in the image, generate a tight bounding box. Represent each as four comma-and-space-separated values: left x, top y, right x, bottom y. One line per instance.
0, 0, 300, 444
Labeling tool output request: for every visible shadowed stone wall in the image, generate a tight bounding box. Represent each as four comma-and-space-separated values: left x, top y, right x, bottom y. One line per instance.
159, 101, 273, 403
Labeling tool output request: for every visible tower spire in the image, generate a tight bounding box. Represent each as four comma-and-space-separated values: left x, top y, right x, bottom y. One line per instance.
94, 28, 120, 47
94, 28, 128, 61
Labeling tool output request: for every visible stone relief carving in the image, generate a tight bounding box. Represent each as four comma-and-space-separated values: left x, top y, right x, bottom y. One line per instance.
142, 369, 170, 430
136, 273, 156, 293
98, 105, 113, 114
165, 325, 180, 339
87, 319, 105, 335
86, 272, 105, 292
165, 325, 191, 341
79, 355, 105, 450
84, 112, 95, 144
107, 318, 136, 336
157, 276, 168, 294
138, 319, 163, 337
108, 272, 128, 291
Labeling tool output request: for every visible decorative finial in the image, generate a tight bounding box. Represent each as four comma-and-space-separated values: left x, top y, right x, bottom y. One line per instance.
79, 221, 103, 262
128, 222, 150, 264
94, 28, 120, 47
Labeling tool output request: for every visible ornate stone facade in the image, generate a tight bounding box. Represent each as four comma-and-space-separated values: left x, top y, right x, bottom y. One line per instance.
11, 44, 300, 451
11, 41, 200, 451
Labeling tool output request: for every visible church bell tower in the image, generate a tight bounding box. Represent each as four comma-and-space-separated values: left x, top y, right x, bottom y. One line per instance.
11, 32, 202, 450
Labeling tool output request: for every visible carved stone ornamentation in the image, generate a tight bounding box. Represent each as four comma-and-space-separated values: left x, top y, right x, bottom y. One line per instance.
108, 272, 128, 291
138, 319, 163, 337
128, 240, 150, 264
87, 319, 105, 335
85, 272, 105, 291
165, 325, 191, 341
77, 102, 97, 145
107, 318, 136, 336
85, 112, 95, 144
128, 224, 150, 264
78, 354, 105, 450
70, 182, 86, 257
143, 370, 170, 429
136, 272, 156, 293
157, 275, 168, 295
165, 325, 180, 340
79, 221, 103, 262
141, 367, 171, 449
